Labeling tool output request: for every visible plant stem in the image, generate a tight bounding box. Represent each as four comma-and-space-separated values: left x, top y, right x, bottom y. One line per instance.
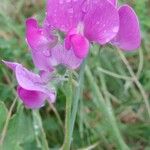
32, 110, 49, 150
70, 59, 87, 145
97, 67, 131, 81
0, 97, 17, 148
62, 72, 73, 150
85, 66, 130, 150
117, 49, 150, 120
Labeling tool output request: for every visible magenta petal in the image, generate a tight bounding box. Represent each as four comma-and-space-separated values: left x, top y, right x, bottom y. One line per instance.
17, 86, 46, 109
46, 0, 85, 32
3, 61, 56, 107
84, 0, 119, 44
108, 0, 117, 6
15, 65, 56, 103
71, 34, 89, 59
26, 18, 49, 51
112, 5, 141, 51
26, 18, 54, 71
50, 44, 82, 69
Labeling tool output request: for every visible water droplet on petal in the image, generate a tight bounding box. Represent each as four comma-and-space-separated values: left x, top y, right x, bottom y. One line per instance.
112, 26, 119, 33
43, 50, 51, 57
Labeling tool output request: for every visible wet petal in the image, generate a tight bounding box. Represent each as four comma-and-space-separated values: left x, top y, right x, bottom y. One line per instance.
17, 86, 46, 109
50, 44, 83, 69
46, 0, 85, 32
84, 0, 119, 44
112, 5, 141, 51
26, 18, 49, 51
26, 18, 56, 71
31, 49, 53, 72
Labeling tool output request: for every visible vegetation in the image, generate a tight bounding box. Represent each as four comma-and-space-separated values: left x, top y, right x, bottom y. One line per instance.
0, 0, 150, 149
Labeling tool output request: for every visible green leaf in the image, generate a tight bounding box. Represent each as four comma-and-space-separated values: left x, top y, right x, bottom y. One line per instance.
2, 106, 36, 150
0, 101, 8, 132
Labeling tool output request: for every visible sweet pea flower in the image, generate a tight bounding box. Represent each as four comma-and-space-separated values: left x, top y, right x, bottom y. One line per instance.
45, 0, 119, 58
109, 0, 141, 50
26, 0, 140, 74
3, 61, 56, 109
26, 18, 82, 71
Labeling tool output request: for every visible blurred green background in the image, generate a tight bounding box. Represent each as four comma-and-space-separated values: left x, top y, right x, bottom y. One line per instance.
0, 0, 150, 149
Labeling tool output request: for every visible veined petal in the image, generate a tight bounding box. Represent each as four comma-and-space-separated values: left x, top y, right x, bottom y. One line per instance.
50, 44, 83, 70
112, 5, 141, 51
83, 0, 119, 44
46, 0, 85, 32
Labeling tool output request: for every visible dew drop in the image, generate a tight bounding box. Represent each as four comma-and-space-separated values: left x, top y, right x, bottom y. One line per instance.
43, 50, 51, 57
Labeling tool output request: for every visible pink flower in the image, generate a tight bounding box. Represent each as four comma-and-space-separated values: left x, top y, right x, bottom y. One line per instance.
3, 61, 56, 109
45, 0, 119, 58
2, 0, 141, 110
109, 0, 141, 51
26, 18, 82, 71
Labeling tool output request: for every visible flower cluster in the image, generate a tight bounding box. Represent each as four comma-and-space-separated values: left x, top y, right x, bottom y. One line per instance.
3, 0, 141, 109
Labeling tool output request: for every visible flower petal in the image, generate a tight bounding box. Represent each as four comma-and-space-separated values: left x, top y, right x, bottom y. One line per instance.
26, 18, 49, 51
50, 44, 83, 69
2, 60, 19, 71
46, 0, 85, 32
64, 28, 89, 59
15, 64, 56, 103
15, 64, 43, 90
3, 61, 56, 104
108, 0, 117, 7
71, 34, 89, 59
31, 49, 54, 72
17, 86, 46, 109
112, 5, 141, 51
83, 0, 119, 44
26, 18, 56, 71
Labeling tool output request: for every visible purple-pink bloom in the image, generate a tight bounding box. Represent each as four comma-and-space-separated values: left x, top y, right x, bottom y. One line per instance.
25, 0, 141, 73
26, 18, 82, 70
45, 0, 119, 58
3, 61, 56, 109
110, 0, 141, 51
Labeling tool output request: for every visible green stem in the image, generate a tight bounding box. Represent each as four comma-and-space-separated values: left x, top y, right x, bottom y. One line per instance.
0, 97, 17, 148
70, 59, 87, 146
32, 110, 49, 150
85, 66, 130, 150
117, 49, 150, 120
62, 72, 73, 150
